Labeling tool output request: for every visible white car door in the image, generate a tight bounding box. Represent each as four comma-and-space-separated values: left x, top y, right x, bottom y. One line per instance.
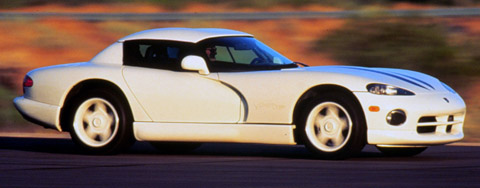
121, 40, 241, 123
123, 67, 241, 123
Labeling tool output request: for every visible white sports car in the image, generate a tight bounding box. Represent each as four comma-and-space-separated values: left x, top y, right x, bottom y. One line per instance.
14, 28, 466, 159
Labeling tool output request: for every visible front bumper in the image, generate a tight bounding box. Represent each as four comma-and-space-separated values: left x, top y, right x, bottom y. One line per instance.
354, 91, 466, 146
13, 96, 62, 131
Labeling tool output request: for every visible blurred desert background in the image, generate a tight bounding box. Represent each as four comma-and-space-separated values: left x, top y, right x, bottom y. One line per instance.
0, 0, 479, 141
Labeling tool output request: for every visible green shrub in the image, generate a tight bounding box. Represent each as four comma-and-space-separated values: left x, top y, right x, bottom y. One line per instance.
0, 86, 24, 128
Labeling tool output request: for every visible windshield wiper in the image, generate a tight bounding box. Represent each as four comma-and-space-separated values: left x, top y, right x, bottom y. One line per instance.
294, 62, 309, 67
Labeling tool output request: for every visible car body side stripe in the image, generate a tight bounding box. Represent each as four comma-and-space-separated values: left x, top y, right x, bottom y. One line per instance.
344, 67, 430, 90
397, 73, 435, 90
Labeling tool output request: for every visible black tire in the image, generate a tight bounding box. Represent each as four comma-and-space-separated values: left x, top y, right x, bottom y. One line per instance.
149, 142, 202, 153
69, 89, 134, 154
299, 92, 366, 159
377, 146, 427, 157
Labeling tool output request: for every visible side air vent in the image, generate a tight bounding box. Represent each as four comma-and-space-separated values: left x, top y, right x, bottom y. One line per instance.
418, 116, 436, 123
417, 114, 464, 135
417, 126, 436, 134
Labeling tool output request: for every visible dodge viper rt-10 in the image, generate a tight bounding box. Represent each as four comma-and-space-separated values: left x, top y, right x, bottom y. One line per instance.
14, 28, 466, 159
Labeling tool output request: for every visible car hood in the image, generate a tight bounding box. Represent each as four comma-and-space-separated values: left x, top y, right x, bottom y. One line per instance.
297, 66, 450, 94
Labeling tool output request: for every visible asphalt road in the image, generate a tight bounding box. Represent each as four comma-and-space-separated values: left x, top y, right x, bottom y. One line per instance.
0, 136, 479, 188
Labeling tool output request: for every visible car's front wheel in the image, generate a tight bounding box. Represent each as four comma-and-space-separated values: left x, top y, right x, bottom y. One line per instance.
300, 92, 366, 159
69, 89, 134, 154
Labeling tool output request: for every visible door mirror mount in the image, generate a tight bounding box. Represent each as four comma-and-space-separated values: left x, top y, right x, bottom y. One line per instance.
181, 55, 210, 75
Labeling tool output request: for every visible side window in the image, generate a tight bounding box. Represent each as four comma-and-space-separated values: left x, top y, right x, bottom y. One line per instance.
200, 37, 296, 72
210, 46, 258, 65
214, 46, 234, 63
138, 44, 150, 57
123, 40, 188, 71
167, 47, 180, 59
228, 47, 258, 64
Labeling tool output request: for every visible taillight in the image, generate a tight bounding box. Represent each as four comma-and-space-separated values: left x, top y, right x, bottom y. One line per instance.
23, 76, 33, 87
23, 76, 33, 94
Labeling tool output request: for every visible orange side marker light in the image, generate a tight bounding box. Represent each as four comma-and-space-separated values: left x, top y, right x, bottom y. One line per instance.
369, 106, 380, 112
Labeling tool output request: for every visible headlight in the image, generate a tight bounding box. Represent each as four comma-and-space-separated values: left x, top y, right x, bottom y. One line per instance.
441, 82, 456, 94
367, 84, 415, 96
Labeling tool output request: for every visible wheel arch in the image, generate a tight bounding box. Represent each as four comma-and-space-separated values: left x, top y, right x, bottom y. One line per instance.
59, 79, 133, 132
292, 84, 366, 144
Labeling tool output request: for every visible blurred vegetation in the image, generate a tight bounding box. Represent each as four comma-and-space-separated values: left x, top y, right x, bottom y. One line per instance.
314, 18, 480, 86
0, 86, 24, 128
98, 21, 151, 37
1, 0, 480, 9
33, 24, 79, 49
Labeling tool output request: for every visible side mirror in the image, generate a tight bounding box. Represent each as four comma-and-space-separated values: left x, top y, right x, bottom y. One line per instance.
181, 55, 210, 75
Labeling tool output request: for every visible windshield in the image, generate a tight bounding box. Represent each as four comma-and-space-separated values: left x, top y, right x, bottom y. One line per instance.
199, 37, 297, 72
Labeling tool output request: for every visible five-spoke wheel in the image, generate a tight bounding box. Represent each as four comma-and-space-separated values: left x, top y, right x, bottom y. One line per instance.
305, 102, 352, 152
300, 92, 366, 159
73, 98, 119, 148
69, 89, 134, 154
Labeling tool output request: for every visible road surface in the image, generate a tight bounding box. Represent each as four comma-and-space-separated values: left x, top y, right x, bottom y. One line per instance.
0, 136, 479, 188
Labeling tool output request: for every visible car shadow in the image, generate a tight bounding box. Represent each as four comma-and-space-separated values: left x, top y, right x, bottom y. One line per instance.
0, 136, 80, 154
0, 136, 443, 161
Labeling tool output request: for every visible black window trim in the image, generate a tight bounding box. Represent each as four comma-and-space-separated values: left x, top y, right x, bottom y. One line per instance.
122, 39, 199, 72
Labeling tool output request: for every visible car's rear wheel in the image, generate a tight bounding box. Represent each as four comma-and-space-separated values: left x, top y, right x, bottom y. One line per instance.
69, 89, 134, 154
300, 92, 366, 159
376, 146, 427, 157
149, 142, 202, 153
